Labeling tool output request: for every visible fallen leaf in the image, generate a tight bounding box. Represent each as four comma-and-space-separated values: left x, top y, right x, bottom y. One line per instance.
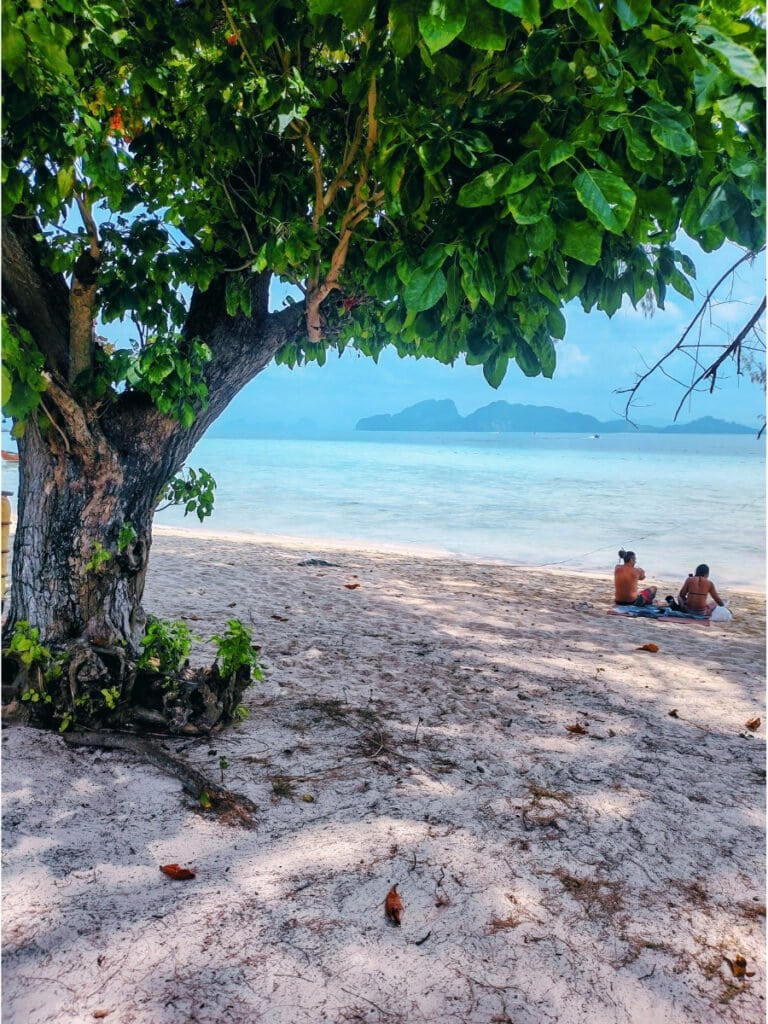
745, 717, 761, 732
668, 709, 679, 718
199, 790, 212, 809
637, 643, 659, 653
159, 863, 196, 881
385, 884, 403, 926
93, 1013, 110, 1020
301, 794, 315, 803
724, 954, 755, 978
344, 583, 361, 590
566, 723, 588, 735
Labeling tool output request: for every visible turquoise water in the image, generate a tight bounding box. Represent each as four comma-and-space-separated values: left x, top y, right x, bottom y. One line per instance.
151, 432, 765, 590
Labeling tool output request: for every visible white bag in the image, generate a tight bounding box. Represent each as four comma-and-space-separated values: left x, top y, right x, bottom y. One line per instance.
710, 604, 733, 622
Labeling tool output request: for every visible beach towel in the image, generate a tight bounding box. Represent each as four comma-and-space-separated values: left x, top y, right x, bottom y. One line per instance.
608, 605, 711, 626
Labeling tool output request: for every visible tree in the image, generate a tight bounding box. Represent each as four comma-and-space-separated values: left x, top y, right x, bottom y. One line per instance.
2, 0, 765, 732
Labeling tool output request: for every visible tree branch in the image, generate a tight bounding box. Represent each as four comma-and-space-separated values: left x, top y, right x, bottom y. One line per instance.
1, 215, 70, 378
69, 193, 102, 384
305, 76, 380, 342
617, 247, 766, 426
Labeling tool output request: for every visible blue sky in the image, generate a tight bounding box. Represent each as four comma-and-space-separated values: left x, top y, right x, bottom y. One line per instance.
212, 240, 766, 433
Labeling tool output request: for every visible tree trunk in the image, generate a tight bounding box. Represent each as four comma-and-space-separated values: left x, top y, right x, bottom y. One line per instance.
9, 414, 155, 652
2, 387, 252, 735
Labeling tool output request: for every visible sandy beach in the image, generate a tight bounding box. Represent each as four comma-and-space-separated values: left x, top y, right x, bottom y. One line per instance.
2, 527, 765, 1024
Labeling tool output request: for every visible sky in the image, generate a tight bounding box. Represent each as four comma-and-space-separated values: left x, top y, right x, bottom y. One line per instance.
211, 239, 766, 434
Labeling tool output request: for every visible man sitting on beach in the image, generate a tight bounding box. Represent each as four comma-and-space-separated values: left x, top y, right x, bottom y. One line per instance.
614, 548, 657, 607
677, 564, 725, 615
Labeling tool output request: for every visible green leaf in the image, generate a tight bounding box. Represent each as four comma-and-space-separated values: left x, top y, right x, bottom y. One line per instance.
460, 3, 507, 49
485, 0, 541, 26
389, 1, 419, 56
613, 0, 650, 31
538, 335, 557, 377
403, 265, 447, 312
418, 0, 467, 53
483, 352, 509, 388
574, 170, 636, 234
668, 269, 694, 301
539, 139, 575, 171
643, 102, 698, 157
515, 340, 541, 376
697, 30, 766, 89
457, 166, 507, 207
559, 220, 603, 265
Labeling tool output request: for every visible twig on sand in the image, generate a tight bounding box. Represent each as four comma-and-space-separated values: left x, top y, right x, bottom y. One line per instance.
62, 730, 259, 828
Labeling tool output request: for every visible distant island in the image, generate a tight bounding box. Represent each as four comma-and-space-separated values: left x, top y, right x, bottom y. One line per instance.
356, 399, 756, 435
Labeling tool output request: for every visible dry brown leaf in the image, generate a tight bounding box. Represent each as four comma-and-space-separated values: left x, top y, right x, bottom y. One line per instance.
566, 723, 588, 735
385, 884, 403, 926
344, 583, 361, 590
637, 643, 659, 653
93, 1013, 110, 1020
745, 717, 761, 732
668, 709, 679, 718
725, 954, 755, 978
159, 863, 196, 881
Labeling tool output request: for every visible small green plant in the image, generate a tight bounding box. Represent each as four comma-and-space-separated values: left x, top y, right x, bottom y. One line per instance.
7, 620, 51, 668
21, 687, 52, 705
210, 619, 263, 681
85, 540, 111, 573
138, 616, 197, 675
232, 704, 250, 722
117, 522, 138, 552
58, 694, 91, 733
100, 686, 121, 711
218, 756, 229, 783
271, 776, 295, 799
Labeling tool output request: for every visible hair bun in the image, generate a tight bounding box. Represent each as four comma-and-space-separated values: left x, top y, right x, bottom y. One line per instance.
618, 548, 626, 559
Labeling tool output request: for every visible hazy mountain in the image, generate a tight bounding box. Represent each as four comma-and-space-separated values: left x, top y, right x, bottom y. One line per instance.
356, 400, 755, 434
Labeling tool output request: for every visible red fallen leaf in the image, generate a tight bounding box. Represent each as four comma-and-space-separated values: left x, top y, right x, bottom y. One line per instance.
159, 863, 196, 880
637, 643, 659, 653
344, 583, 361, 590
566, 723, 588, 735
227, 33, 238, 44
93, 1013, 110, 1020
385, 884, 403, 926
745, 717, 761, 732
724, 954, 755, 978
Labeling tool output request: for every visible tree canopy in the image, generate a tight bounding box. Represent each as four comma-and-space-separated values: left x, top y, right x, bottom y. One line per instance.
4, 0, 765, 415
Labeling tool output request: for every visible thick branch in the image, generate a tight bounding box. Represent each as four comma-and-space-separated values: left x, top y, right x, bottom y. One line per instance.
1, 215, 70, 377
68, 194, 102, 384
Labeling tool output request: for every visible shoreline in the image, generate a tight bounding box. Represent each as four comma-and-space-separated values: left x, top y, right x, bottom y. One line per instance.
152, 524, 766, 597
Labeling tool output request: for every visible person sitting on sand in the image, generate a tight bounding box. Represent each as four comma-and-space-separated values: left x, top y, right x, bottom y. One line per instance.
614, 548, 657, 606
677, 564, 725, 616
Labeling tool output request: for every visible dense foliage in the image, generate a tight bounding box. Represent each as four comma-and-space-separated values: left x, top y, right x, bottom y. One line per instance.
4, 0, 765, 401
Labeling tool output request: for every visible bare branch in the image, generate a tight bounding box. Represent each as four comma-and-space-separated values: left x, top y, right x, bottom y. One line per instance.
618, 247, 766, 424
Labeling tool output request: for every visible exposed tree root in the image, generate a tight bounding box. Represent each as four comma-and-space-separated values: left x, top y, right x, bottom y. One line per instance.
62, 730, 259, 829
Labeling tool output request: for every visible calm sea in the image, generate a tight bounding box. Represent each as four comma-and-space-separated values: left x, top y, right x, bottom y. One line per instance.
149, 432, 765, 590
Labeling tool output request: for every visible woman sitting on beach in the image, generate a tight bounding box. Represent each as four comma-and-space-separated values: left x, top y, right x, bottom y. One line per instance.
677, 564, 725, 615
614, 549, 657, 606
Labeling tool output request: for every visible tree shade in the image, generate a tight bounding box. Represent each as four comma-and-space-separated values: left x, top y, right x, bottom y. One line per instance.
1, 0, 765, 731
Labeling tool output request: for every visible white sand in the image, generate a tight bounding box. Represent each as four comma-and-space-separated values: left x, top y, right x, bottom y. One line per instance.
2, 528, 765, 1024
